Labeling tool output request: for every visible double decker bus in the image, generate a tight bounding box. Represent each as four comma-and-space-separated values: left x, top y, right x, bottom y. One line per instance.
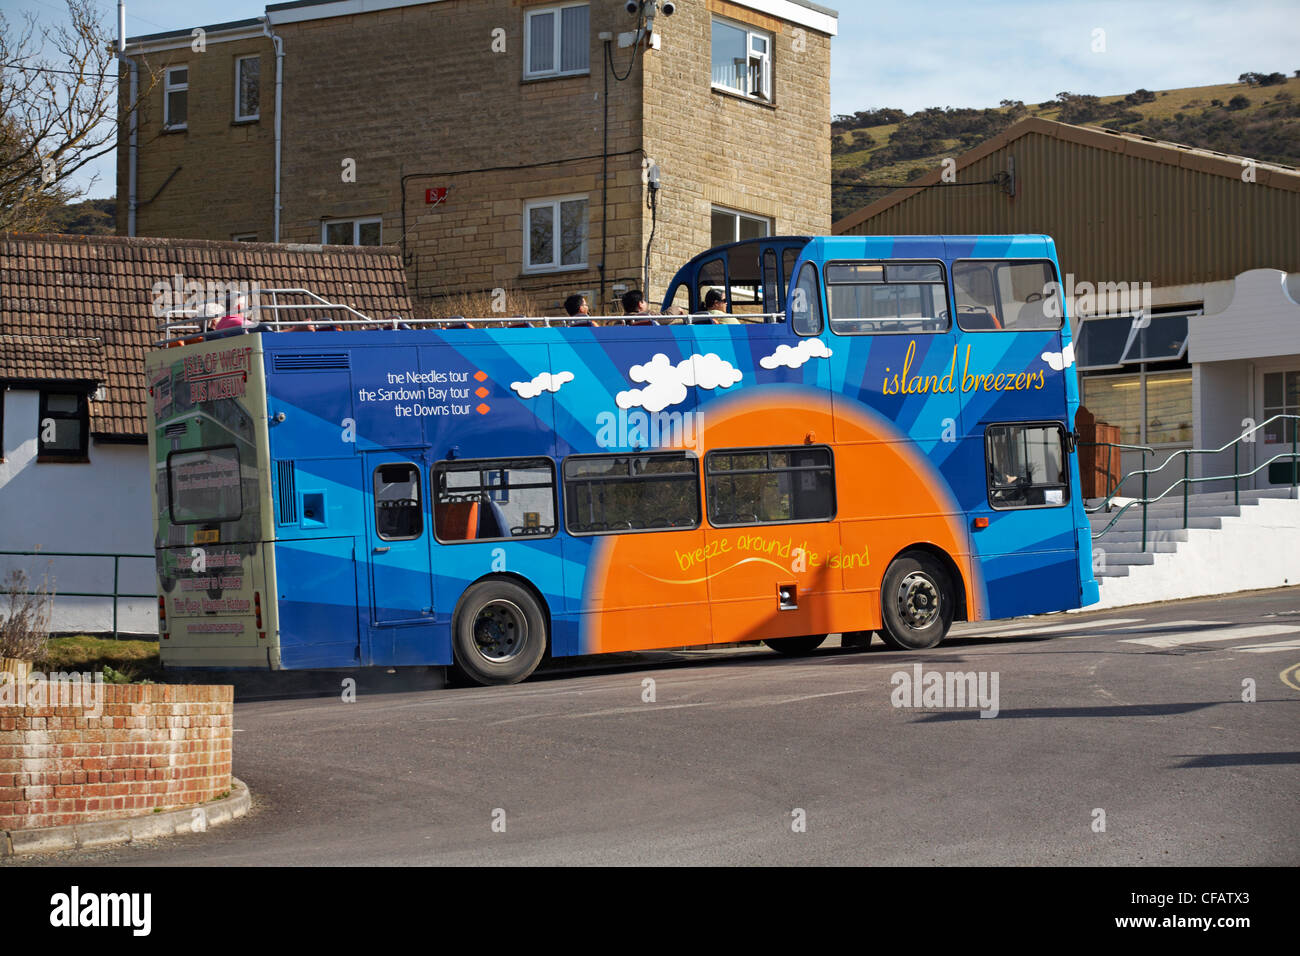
145, 234, 1098, 684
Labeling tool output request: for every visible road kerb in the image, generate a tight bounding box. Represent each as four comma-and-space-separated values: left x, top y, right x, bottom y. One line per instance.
0, 778, 250, 858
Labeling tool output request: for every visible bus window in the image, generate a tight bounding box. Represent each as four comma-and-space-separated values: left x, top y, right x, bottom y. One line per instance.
985, 424, 1069, 508
696, 257, 726, 311
374, 463, 423, 540
168, 445, 243, 524
790, 261, 823, 336
762, 249, 779, 314
564, 452, 700, 534
824, 260, 949, 335
954, 259, 1062, 331
433, 458, 557, 542
727, 243, 763, 314
782, 248, 800, 301
706, 446, 835, 527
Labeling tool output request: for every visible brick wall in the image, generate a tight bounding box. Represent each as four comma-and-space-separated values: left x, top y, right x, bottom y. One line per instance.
121, 1, 833, 312
119, 35, 278, 241
0, 683, 233, 831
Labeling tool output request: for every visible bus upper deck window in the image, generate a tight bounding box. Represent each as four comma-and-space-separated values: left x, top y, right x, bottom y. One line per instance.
374, 463, 423, 540
823, 260, 948, 335
954, 259, 1063, 332
790, 262, 823, 336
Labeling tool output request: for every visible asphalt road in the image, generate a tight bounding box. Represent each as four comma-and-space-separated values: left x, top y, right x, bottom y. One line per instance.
7, 588, 1299, 866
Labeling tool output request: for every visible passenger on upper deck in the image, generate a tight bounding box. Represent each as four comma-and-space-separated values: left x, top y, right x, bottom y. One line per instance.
702, 289, 741, 324
564, 294, 590, 318
212, 291, 254, 331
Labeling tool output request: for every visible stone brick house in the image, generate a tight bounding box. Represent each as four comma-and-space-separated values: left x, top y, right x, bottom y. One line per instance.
0, 232, 411, 633
116, 0, 837, 314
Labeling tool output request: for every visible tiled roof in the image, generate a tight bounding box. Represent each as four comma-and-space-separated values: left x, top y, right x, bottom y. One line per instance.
0, 233, 412, 438
0, 334, 106, 383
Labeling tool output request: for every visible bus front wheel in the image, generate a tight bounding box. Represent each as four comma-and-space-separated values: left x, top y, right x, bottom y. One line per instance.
879, 552, 954, 650
452, 580, 548, 686
763, 634, 827, 655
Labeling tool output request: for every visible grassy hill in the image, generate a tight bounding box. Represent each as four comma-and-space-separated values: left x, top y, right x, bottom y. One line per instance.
831, 73, 1300, 222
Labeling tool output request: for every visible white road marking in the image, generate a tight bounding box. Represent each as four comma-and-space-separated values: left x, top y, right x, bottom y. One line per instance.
1121, 625, 1300, 649
1111, 620, 1227, 632
957, 617, 1143, 638
1233, 638, 1300, 654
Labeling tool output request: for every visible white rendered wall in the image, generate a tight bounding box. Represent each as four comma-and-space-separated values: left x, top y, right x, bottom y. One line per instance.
1090, 497, 1300, 610
0, 389, 157, 635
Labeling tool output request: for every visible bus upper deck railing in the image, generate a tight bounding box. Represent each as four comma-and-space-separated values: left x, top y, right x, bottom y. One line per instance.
155, 290, 787, 345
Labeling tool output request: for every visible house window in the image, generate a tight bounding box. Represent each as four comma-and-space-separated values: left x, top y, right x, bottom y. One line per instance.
164, 66, 188, 130
235, 55, 260, 121
38, 389, 89, 462
1262, 370, 1299, 446
322, 217, 382, 246
525, 3, 589, 79
524, 196, 588, 272
711, 17, 771, 101
711, 206, 770, 246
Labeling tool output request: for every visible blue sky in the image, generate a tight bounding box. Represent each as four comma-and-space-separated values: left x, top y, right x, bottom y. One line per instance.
5, 0, 1297, 199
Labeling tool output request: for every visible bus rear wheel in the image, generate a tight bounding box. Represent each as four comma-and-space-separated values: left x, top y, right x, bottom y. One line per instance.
763, 634, 827, 655
879, 552, 954, 651
452, 580, 548, 686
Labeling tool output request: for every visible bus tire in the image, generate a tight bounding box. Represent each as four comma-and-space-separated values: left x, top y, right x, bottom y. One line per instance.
879, 552, 954, 650
452, 580, 548, 686
762, 634, 827, 655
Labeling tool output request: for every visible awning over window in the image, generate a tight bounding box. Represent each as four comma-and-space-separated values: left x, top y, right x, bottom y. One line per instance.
1076, 311, 1191, 370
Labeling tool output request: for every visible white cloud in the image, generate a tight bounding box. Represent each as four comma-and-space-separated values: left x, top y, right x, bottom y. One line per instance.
760, 338, 834, 370
1041, 342, 1076, 371
510, 370, 574, 399
616, 352, 743, 412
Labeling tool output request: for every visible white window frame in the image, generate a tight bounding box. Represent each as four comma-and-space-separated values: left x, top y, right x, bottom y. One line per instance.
711, 16, 772, 102
321, 216, 383, 246
164, 65, 188, 130
234, 55, 260, 122
523, 195, 589, 274
711, 205, 772, 244
524, 2, 590, 80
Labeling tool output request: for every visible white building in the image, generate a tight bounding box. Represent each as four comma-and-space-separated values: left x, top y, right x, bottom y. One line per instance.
0, 233, 412, 634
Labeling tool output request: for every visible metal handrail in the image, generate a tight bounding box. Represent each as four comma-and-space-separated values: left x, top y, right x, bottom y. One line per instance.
1087, 414, 1300, 550
1079, 440, 1155, 504
0, 550, 154, 639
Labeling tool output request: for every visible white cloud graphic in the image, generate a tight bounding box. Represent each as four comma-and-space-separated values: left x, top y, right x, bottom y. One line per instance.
615, 352, 743, 412
1041, 342, 1075, 371
760, 338, 833, 370
510, 370, 574, 399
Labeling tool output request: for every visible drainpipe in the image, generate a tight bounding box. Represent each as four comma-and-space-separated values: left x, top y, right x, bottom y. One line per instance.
119, 1, 138, 236
261, 17, 284, 242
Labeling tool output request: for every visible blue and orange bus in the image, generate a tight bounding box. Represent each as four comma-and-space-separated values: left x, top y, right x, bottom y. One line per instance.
145, 234, 1098, 684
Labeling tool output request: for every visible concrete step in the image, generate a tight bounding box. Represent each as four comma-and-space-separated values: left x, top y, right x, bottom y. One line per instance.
1094, 516, 1224, 533
1096, 529, 1189, 544
1094, 565, 1130, 578
1101, 552, 1158, 567
1092, 540, 1181, 555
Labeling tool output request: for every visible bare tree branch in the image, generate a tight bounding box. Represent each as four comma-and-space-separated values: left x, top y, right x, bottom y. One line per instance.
0, 0, 158, 232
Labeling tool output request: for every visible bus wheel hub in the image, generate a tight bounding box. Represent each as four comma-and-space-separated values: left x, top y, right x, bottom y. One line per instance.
473, 600, 527, 662
898, 573, 939, 629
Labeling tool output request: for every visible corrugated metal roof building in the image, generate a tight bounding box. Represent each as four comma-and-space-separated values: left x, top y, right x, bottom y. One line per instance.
834, 118, 1300, 495
834, 117, 1300, 292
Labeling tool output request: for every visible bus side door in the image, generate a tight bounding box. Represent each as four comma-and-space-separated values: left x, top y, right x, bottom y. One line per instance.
364, 454, 441, 663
